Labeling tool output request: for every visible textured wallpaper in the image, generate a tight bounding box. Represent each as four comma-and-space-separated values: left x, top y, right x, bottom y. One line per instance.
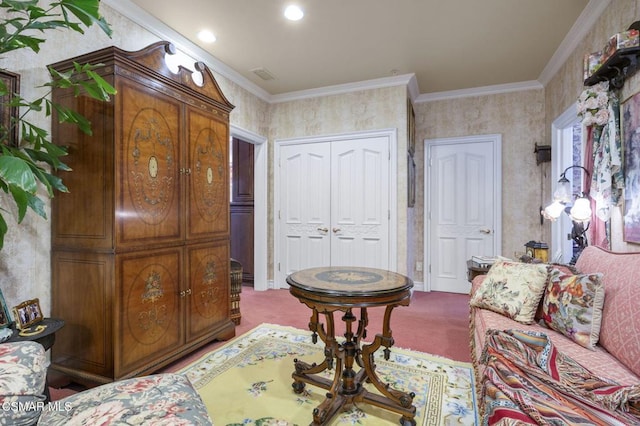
2, 1, 639, 316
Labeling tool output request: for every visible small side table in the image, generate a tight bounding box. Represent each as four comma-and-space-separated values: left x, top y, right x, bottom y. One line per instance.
467, 260, 491, 283
6, 318, 65, 402
287, 267, 416, 426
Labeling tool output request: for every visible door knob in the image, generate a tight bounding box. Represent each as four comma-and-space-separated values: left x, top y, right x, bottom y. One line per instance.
317, 227, 328, 233
332, 228, 341, 233
479, 228, 492, 234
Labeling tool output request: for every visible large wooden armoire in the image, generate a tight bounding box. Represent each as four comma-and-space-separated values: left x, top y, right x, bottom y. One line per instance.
49, 41, 235, 384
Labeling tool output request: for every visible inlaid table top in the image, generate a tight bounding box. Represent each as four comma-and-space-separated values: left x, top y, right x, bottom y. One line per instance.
286, 266, 413, 297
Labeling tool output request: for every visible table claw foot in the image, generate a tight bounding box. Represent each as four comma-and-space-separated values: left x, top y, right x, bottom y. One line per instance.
399, 415, 417, 426
292, 380, 306, 394
294, 357, 330, 376
399, 391, 415, 408
312, 407, 327, 425
385, 387, 415, 408
311, 392, 345, 426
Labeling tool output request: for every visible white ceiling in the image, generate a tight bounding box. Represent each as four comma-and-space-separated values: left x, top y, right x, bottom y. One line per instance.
110, 0, 599, 100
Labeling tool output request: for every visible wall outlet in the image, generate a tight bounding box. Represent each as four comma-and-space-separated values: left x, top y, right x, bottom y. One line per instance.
416, 261, 423, 272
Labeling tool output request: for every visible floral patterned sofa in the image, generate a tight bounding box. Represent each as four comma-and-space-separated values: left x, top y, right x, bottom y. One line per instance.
0, 341, 212, 425
0, 341, 48, 425
470, 246, 640, 424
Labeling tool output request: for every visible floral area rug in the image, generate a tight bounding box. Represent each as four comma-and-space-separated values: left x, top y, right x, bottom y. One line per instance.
178, 324, 478, 425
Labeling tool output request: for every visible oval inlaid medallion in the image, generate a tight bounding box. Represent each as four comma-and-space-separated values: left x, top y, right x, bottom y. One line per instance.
126, 108, 176, 225
127, 263, 176, 345
192, 127, 225, 222
148, 155, 159, 178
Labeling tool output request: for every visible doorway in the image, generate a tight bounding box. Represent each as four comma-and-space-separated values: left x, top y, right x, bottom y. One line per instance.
550, 105, 582, 263
424, 134, 502, 294
275, 129, 398, 288
230, 137, 254, 286
230, 125, 268, 291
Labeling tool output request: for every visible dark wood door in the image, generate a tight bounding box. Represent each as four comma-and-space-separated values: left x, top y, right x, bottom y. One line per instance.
230, 138, 254, 284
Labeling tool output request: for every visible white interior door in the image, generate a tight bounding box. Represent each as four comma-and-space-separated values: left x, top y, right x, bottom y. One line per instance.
331, 137, 389, 268
277, 135, 391, 287
425, 135, 501, 293
279, 143, 332, 278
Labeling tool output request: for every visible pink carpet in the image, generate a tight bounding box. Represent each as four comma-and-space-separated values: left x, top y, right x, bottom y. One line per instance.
50, 286, 471, 400
165, 286, 471, 371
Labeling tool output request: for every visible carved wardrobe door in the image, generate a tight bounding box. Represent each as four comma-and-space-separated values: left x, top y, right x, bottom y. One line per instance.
114, 78, 184, 377
118, 79, 182, 247
185, 105, 230, 341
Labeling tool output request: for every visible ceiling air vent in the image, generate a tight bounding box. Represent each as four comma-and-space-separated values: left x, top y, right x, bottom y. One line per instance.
251, 67, 276, 81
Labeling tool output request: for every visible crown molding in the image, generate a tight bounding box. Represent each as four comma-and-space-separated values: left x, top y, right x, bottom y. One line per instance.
103, 0, 272, 103
415, 80, 543, 103
270, 73, 416, 103
407, 74, 420, 103
538, 0, 612, 86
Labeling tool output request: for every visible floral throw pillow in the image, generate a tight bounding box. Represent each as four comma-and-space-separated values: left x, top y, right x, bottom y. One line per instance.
534, 263, 579, 322
470, 260, 549, 324
541, 268, 605, 350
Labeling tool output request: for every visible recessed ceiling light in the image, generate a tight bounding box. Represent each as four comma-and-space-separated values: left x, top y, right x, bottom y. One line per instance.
197, 29, 216, 43
284, 5, 304, 21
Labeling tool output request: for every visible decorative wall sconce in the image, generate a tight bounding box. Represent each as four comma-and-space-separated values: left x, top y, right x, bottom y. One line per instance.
534, 143, 551, 165
542, 165, 592, 263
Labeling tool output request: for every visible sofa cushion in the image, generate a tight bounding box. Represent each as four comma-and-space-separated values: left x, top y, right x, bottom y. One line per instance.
0, 341, 48, 425
541, 268, 605, 350
38, 373, 213, 425
470, 260, 548, 324
575, 246, 640, 377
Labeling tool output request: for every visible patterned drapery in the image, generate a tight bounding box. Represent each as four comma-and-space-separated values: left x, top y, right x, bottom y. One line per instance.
579, 86, 624, 250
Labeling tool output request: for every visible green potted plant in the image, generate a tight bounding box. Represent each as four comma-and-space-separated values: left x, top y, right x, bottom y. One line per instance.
0, 0, 116, 249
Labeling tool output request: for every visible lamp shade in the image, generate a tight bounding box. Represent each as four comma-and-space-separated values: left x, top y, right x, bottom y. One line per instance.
542, 200, 565, 220
553, 176, 572, 203
569, 196, 592, 223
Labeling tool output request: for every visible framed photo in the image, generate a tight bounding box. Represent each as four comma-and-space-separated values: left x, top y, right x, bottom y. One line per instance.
408, 153, 416, 207
0, 289, 11, 328
407, 99, 415, 155
0, 70, 20, 147
13, 298, 43, 330
622, 92, 640, 244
